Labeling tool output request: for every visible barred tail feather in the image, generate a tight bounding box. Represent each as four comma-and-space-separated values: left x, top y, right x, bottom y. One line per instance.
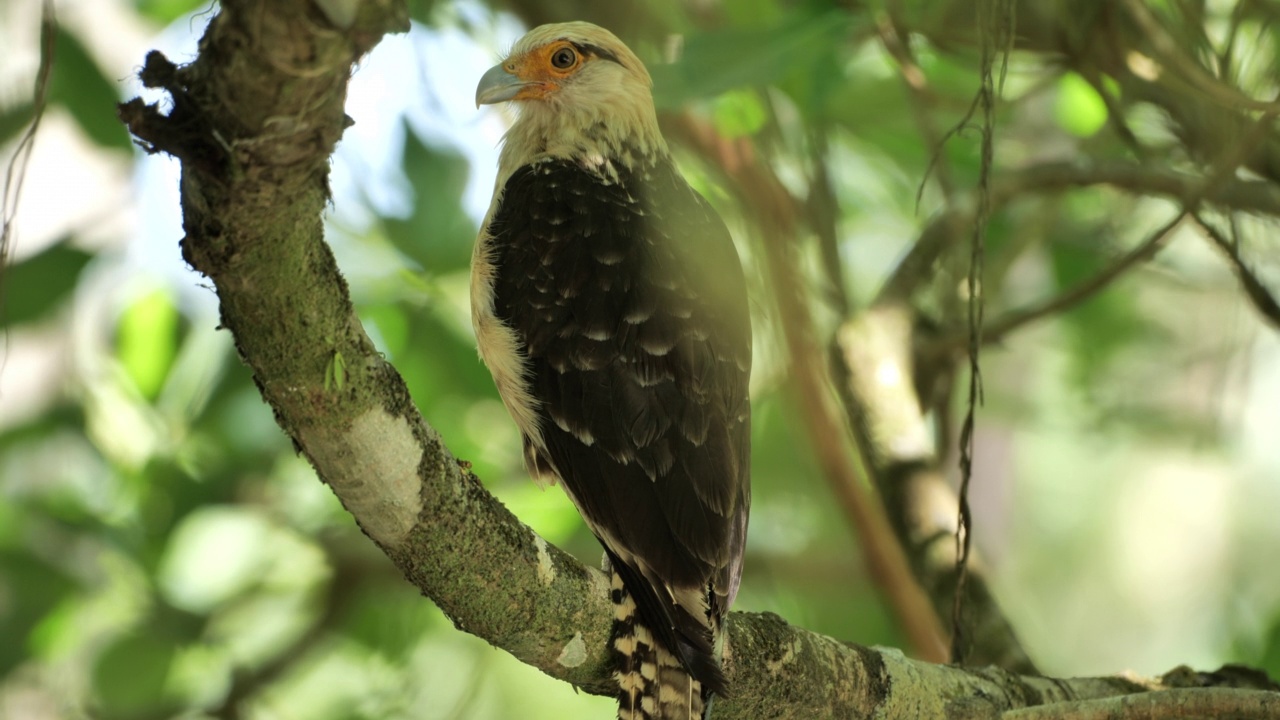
611, 571, 706, 720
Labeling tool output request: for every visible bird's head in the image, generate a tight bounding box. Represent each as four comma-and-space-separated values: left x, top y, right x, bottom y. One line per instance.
477, 22, 666, 169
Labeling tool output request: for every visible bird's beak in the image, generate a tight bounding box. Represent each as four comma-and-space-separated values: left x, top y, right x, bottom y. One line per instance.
476, 63, 530, 108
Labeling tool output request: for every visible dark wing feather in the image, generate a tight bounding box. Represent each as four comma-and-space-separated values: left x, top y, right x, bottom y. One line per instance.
487, 156, 750, 687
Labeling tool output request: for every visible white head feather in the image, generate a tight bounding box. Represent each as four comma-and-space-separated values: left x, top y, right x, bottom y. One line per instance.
484, 22, 668, 182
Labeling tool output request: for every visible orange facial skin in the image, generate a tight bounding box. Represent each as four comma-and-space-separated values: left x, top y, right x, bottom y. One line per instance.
504, 41, 583, 101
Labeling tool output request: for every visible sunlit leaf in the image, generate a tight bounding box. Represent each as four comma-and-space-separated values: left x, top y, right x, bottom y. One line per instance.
362, 303, 410, 359
167, 643, 234, 708
158, 507, 273, 613
134, 0, 214, 24
208, 590, 319, 667
27, 596, 79, 659
711, 89, 767, 138
1055, 72, 1109, 137
117, 287, 180, 400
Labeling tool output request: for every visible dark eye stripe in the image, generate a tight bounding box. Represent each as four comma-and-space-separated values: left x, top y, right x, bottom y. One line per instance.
571, 42, 622, 66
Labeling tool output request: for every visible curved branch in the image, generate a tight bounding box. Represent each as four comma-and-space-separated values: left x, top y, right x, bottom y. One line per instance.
836, 304, 1038, 675
917, 90, 1277, 357
877, 161, 1280, 305
901, 0, 1280, 184
939, 211, 1187, 356
663, 113, 950, 665
117, 1, 1280, 718
1192, 214, 1280, 332
1003, 688, 1280, 720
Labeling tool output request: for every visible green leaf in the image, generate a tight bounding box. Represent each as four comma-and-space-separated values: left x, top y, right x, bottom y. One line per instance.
1055, 72, 1109, 138
117, 287, 179, 400
711, 89, 767, 138
652, 10, 855, 107
721, 0, 784, 27
0, 102, 35, 146
383, 124, 475, 274
133, 0, 209, 24
2, 241, 93, 327
158, 507, 273, 613
361, 304, 409, 359
0, 552, 78, 674
1258, 615, 1280, 680
50, 28, 132, 152
1048, 226, 1146, 388
92, 631, 177, 718
340, 583, 440, 660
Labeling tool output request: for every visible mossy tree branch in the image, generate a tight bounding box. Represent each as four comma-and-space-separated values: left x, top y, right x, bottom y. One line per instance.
117, 0, 1280, 717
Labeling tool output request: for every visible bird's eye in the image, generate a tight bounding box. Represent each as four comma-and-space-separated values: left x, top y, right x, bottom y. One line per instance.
551, 47, 577, 69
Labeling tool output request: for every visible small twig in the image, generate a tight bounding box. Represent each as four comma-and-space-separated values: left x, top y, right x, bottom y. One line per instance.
1086, 70, 1148, 162
1192, 214, 1280, 331
948, 212, 1188, 354
1001, 688, 1280, 720
877, 14, 959, 207
1123, 0, 1280, 113
808, 126, 852, 314
923, 82, 1280, 359
875, 161, 1280, 305
1002, 162, 1280, 217
1, 1, 57, 319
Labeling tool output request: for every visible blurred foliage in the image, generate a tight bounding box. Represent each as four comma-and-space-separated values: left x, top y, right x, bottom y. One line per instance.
48, 27, 133, 152
1, 0, 1279, 718
3, 242, 92, 326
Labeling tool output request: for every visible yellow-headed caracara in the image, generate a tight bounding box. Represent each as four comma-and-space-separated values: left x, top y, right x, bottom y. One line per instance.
471, 22, 751, 720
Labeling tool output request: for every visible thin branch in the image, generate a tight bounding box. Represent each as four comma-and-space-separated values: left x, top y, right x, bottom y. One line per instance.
664, 112, 950, 664
807, 127, 852, 315
1192, 214, 1280, 332
1005, 163, 1280, 216
1, 0, 56, 325
836, 306, 1038, 674
880, 0, 1280, 305
943, 212, 1189, 355
877, 13, 960, 207
876, 161, 1280, 305
904, 0, 1280, 185
922, 80, 1280, 357
1122, 0, 1280, 114
1002, 688, 1280, 720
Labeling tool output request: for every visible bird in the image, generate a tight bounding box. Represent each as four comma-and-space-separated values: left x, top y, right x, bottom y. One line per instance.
471, 21, 752, 720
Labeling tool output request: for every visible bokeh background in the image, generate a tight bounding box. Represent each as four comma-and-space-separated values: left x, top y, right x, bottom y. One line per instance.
2, 0, 1280, 717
